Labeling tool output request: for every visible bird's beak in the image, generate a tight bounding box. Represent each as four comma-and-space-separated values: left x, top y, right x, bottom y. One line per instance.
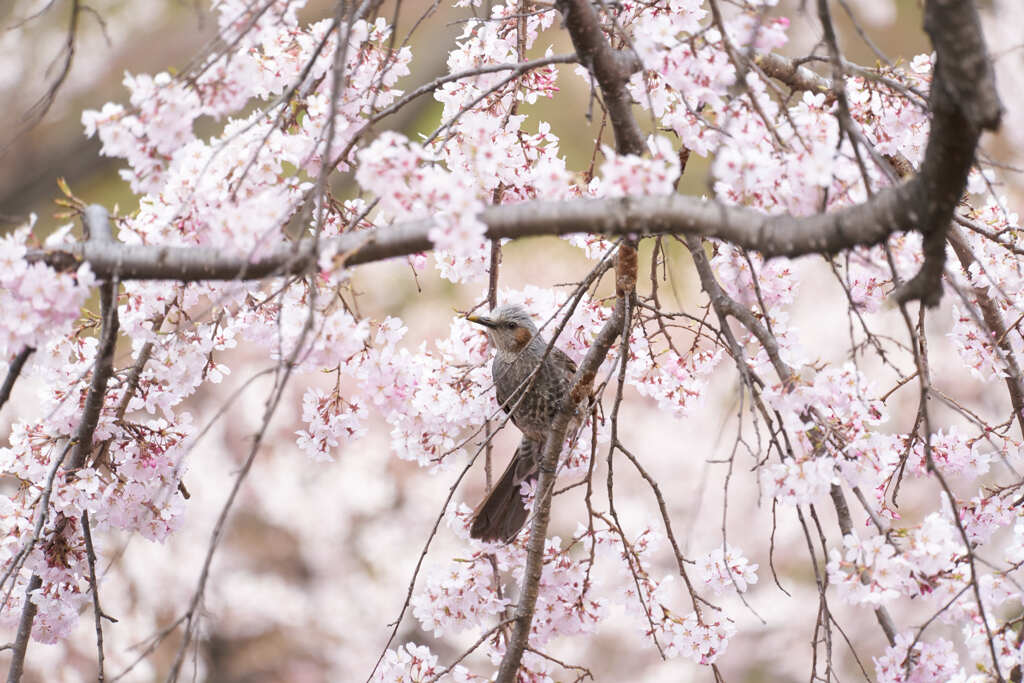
467, 314, 497, 329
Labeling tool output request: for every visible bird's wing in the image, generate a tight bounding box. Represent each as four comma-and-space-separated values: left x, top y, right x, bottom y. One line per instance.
551, 346, 578, 382
551, 345, 595, 422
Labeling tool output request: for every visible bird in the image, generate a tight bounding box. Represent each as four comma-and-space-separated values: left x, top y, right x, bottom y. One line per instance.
466, 304, 580, 542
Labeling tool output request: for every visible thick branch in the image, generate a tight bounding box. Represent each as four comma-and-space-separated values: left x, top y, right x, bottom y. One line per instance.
25, 181, 979, 282
555, 0, 644, 155
923, 0, 1002, 131
753, 52, 833, 94
892, 0, 1001, 306
23, 0, 1002, 311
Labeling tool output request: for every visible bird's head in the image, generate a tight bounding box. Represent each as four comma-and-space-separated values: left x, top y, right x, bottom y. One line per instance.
467, 304, 539, 353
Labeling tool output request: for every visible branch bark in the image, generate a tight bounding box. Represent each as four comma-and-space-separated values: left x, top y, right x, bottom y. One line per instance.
5, 575, 41, 683
66, 208, 120, 474
23, 176, 988, 283
555, 0, 644, 155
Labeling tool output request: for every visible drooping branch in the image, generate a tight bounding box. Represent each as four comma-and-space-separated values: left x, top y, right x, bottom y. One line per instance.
495, 247, 634, 683
948, 227, 1024, 435
6, 207, 121, 683
4, 0, 87, 156
685, 233, 901, 648
0, 347, 34, 415
495, 3, 645, 678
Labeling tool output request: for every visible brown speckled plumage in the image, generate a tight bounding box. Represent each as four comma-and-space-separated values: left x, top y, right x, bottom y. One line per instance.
467, 304, 579, 542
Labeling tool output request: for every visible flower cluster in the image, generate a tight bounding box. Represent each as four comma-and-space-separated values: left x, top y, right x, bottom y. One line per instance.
372, 643, 473, 683
0, 224, 95, 359
762, 455, 839, 506
412, 558, 510, 638
697, 544, 759, 595
903, 427, 992, 479
873, 633, 961, 683
761, 364, 889, 507
295, 387, 369, 462
356, 132, 489, 281
661, 610, 737, 665
827, 533, 913, 606
626, 347, 722, 419
594, 136, 681, 198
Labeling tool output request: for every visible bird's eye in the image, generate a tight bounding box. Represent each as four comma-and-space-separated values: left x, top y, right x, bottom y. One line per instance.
504, 321, 516, 329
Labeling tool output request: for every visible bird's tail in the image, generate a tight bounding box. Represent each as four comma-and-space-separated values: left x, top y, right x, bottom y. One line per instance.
470, 437, 540, 543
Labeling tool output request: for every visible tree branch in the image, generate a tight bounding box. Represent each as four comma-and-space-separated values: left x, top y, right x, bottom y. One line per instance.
66, 209, 120, 474
892, 0, 1001, 306
555, 0, 644, 155
948, 226, 1024, 435
5, 575, 42, 683
495, 251, 631, 682
753, 52, 833, 94
22, 173, 987, 284
495, 3, 645, 676
6, 206, 121, 683
0, 347, 34, 415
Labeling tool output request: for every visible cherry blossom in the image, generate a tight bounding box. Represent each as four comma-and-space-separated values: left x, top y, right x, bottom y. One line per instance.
874, 633, 961, 683
698, 544, 759, 595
